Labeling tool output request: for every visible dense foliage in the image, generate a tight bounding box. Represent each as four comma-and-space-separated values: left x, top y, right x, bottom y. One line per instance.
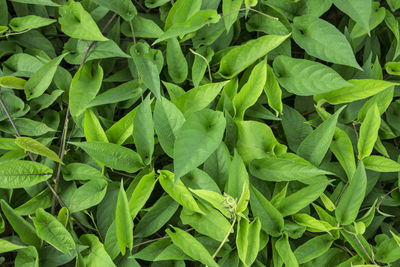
0, 0, 400, 266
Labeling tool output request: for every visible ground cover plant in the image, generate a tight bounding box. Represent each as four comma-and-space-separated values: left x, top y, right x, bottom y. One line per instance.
1, 0, 400, 266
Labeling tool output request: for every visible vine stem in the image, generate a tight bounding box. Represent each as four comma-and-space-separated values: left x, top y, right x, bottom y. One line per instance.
51, 13, 118, 214
132, 228, 194, 248
0, 90, 88, 232
212, 215, 236, 259
189, 48, 213, 83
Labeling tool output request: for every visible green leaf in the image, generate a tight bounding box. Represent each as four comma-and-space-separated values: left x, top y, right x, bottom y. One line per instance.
84, 108, 109, 142
236, 120, 287, 165
276, 178, 330, 216
91, 0, 137, 21
130, 42, 160, 99
173, 109, 226, 181
222, 0, 243, 31
166, 38, 188, 84
164, 0, 201, 30
69, 61, 103, 117
80, 234, 116, 267
134, 195, 179, 238
129, 170, 156, 219
275, 233, 299, 267
88, 81, 142, 108
357, 86, 393, 121
61, 163, 106, 181
250, 155, 331, 182
363, 155, 400, 172
357, 103, 380, 160
233, 60, 267, 119
250, 185, 284, 237
218, 33, 290, 78
314, 79, 396, 104
273, 56, 353, 96
237, 217, 261, 267
294, 234, 333, 264
116, 180, 133, 256
292, 15, 361, 69
174, 81, 228, 116
69, 141, 143, 173
153, 10, 221, 44
15, 137, 62, 164
159, 170, 204, 214
153, 97, 185, 157
7, 0, 59, 6
32, 208, 75, 254
15, 246, 39, 267
292, 213, 336, 232
385, 62, 400, 75
333, 0, 371, 33
191, 46, 214, 87
190, 188, 234, 218
133, 96, 154, 165
335, 162, 367, 225
180, 201, 231, 242
106, 108, 137, 145
330, 128, 356, 179
0, 160, 52, 188
9, 15, 56, 32
166, 226, 219, 267
69, 179, 108, 213
297, 106, 344, 166
265, 64, 283, 115
58, 0, 108, 41
0, 239, 26, 253
0, 200, 40, 248
0, 76, 26, 89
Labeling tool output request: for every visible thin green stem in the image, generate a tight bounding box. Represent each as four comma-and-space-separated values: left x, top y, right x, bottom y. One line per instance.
189, 48, 213, 83
220, 7, 278, 21
212, 215, 236, 259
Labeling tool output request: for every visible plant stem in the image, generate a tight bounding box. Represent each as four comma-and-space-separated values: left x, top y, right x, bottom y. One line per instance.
51, 13, 117, 214
132, 228, 194, 248
212, 215, 236, 259
220, 7, 278, 21
189, 48, 213, 83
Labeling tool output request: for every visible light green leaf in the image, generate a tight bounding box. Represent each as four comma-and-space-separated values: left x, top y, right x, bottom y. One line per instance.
153, 97, 185, 157
69, 179, 108, 213
250, 155, 331, 182
15, 246, 39, 267
133, 239, 191, 261
237, 217, 261, 267
335, 162, 367, 225
166, 38, 188, 84
130, 42, 160, 99
15, 137, 62, 164
292, 15, 361, 69
333, 0, 371, 33
236, 120, 287, 165
69, 141, 143, 173
219, 33, 290, 78
80, 234, 116, 267
9, 15, 55, 32
58, 0, 108, 41
265, 64, 283, 115
275, 233, 299, 267
0, 160, 52, 188
297, 106, 344, 166
129, 170, 156, 219
0, 239, 26, 253
7, 0, 59, 6
294, 234, 333, 264
154, 10, 220, 44
314, 79, 396, 104
292, 213, 336, 232
32, 208, 75, 254
116, 180, 133, 256
357, 86, 394, 121
189, 188, 233, 218
0, 200, 40, 248
69, 61, 103, 117
91, 0, 137, 21
0, 76, 26, 89
164, 0, 201, 30
273, 56, 353, 96
330, 128, 356, 179
173, 109, 226, 181
159, 170, 204, 214
106, 108, 137, 145
250, 185, 284, 237
133, 96, 154, 165
357, 103, 380, 160
233, 60, 267, 119
174, 81, 228, 116
276, 178, 330, 216
166, 226, 219, 267
180, 201, 231, 242
191, 46, 214, 87
61, 163, 106, 181
385, 62, 400, 75
363, 155, 400, 172
222, 0, 243, 31
84, 109, 108, 143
